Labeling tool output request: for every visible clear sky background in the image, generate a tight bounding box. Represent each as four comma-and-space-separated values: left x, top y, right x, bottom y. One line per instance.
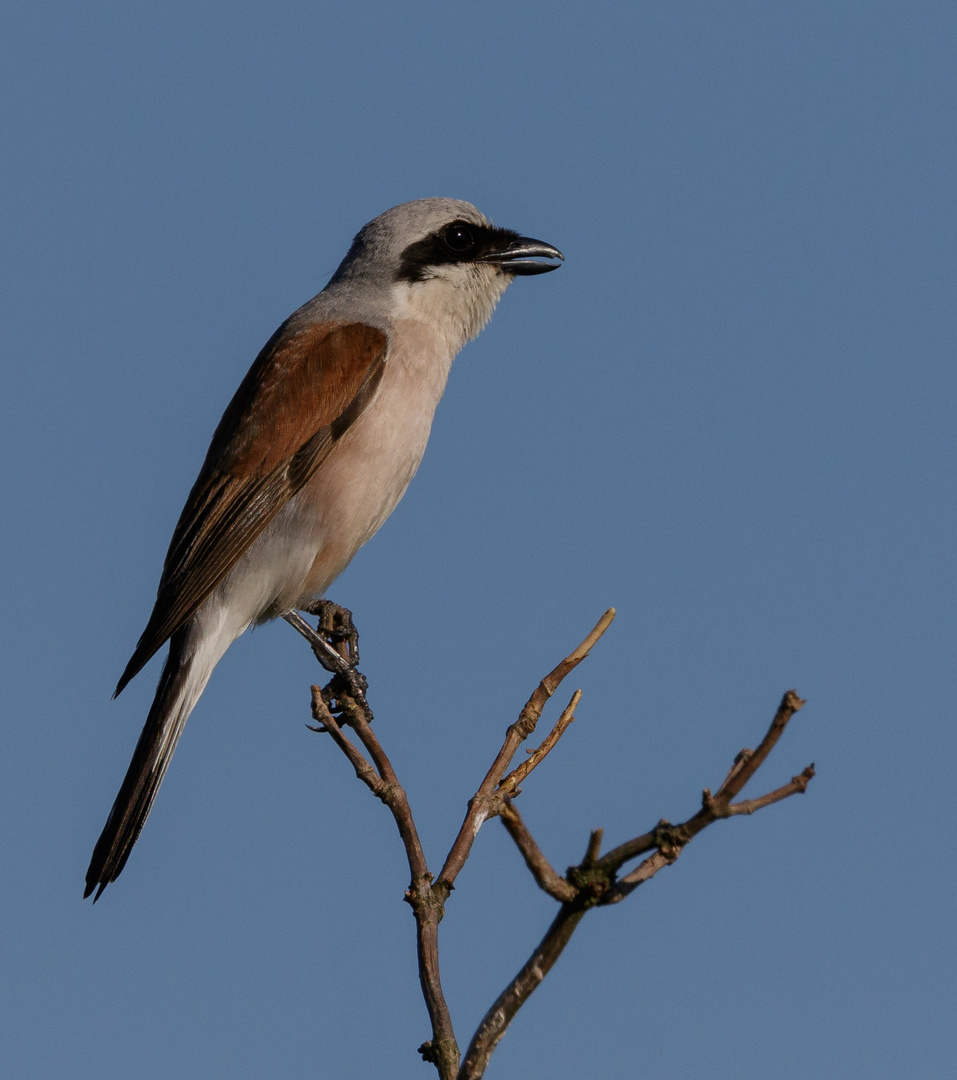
2, 3, 954, 1077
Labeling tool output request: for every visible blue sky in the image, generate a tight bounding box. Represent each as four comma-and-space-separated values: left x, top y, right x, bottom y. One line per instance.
2, 2, 955, 1077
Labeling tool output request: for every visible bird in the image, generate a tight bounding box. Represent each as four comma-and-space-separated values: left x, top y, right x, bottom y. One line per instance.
85, 197, 563, 899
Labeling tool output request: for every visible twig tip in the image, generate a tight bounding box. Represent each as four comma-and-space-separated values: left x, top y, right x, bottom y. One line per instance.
783, 689, 806, 711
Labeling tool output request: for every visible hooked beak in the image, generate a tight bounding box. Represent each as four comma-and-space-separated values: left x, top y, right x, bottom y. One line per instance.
478, 235, 565, 276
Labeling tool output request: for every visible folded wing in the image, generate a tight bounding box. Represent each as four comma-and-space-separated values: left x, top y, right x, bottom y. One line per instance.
115, 320, 387, 695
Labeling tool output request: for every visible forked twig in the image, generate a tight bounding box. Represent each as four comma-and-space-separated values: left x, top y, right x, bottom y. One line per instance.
436, 611, 615, 897
458, 692, 814, 1077
498, 688, 581, 797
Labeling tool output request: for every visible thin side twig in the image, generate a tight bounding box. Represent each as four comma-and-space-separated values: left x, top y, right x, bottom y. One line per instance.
308, 688, 382, 796
726, 766, 815, 815
596, 690, 808, 876
498, 689, 581, 797
714, 689, 806, 800
604, 693, 814, 899
499, 802, 576, 902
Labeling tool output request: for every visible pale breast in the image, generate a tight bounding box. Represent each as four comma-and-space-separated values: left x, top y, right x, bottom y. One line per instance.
293, 318, 455, 603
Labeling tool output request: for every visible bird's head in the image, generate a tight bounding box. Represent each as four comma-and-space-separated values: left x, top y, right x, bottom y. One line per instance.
328, 198, 563, 353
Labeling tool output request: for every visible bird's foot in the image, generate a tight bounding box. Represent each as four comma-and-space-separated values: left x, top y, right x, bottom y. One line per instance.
285, 601, 372, 726
299, 598, 361, 668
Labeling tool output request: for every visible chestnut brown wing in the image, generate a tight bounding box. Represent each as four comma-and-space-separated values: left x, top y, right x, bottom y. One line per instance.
115, 320, 387, 695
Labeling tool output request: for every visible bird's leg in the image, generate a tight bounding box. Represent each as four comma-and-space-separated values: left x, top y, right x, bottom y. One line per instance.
284, 601, 372, 726
300, 598, 361, 668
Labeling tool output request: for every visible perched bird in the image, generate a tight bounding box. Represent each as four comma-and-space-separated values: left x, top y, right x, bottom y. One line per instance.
85, 198, 562, 899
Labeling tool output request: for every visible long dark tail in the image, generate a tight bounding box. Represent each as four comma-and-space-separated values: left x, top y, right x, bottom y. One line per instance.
85, 633, 207, 900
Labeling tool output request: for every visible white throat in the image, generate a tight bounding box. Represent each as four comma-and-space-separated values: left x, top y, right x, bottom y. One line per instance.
390, 264, 512, 357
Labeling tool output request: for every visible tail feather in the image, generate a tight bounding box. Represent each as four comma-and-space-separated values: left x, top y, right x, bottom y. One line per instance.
85, 635, 209, 900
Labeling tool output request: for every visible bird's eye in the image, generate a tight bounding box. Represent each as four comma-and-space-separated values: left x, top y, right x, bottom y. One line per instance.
443, 223, 475, 253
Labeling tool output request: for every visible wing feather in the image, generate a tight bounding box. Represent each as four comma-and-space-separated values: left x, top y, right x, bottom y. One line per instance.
115, 320, 387, 695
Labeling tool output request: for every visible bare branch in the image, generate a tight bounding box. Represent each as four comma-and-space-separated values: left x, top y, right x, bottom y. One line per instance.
499, 802, 576, 902
458, 905, 588, 1080
297, 607, 815, 1080
597, 690, 809, 878
582, 828, 603, 866
333, 703, 459, 1077
726, 765, 816, 816
437, 611, 614, 895
498, 689, 581, 797
600, 693, 814, 901
458, 690, 816, 1073
605, 757, 815, 906
520, 609, 616, 730
297, 611, 459, 1080
308, 688, 382, 796
607, 850, 674, 893
715, 689, 806, 799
